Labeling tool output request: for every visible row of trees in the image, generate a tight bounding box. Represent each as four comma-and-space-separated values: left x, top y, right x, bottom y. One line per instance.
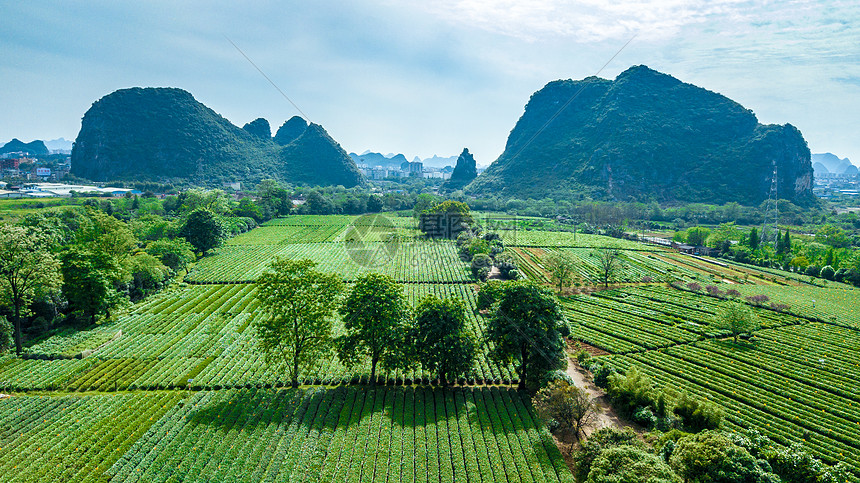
545, 248, 623, 291
252, 259, 568, 390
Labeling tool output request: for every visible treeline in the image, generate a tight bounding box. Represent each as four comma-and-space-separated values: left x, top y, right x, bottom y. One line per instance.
0, 189, 258, 356
673, 222, 860, 286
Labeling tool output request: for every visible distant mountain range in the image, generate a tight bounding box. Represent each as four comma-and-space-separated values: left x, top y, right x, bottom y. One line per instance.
70, 87, 364, 187
467, 65, 815, 206
1, 138, 48, 156
349, 151, 461, 169
812, 153, 856, 176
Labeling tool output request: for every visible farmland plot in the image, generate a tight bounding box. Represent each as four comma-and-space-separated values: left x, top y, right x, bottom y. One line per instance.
186, 241, 472, 283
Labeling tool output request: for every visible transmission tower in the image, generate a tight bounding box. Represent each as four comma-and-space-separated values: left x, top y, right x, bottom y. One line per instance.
760, 161, 779, 246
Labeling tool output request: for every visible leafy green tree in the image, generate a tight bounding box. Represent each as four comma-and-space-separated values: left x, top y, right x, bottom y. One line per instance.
783, 230, 792, 253
61, 246, 121, 324
232, 197, 263, 222
711, 302, 759, 343
533, 380, 597, 439
546, 251, 577, 292
181, 208, 227, 256
587, 445, 681, 483
485, 281, 567, 390
144, 238, 195, 273
254, 258, 344, 388
815, 225, 848, 248
411, 295, 476, 386
820, 265, 836, 281
594, 248, 623, 289
476, 280, 505, 311
747, 228, 759, 251
0, 225, 62, 355
574, 427, 645, 482
337, 273, 410, 385
670, 431, 778, 483
606, 366, 655, 416
127, 253, 170, 301
685, 227, 711, 246
366, 194, 384, 213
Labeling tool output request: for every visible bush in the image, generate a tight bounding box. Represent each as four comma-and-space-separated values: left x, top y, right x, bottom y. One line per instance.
725, 288, 741, 298
507, 269, 520, 280
607, 366, 655, 416
672, 391, 723, 432
705, 285, 722, 297
820, 265, 835, 281
586, 445, 681, 483
590, 360, 616, 388
686, 282, 702, 292
471, 253, 493, 280
574, 427, 644, 482
805, 265, 821, 277
632, 406, 658, 428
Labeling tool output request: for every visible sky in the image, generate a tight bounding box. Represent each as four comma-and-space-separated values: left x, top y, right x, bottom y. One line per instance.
2, 0, 859, 166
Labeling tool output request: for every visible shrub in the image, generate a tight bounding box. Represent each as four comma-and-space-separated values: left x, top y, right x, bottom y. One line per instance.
725, 288, 741, 298
745, 294, 770, 305
705, 285, 722, 297
574, 427, 644, 482
805, 265, 821, 277
470, 253, 493, 280
686, 282, 702, 292
672, 391, 723, 432
641, 275, 653, 283
820, 265, 835, 281
607, 366, 654, 416
769, 303, 790, 312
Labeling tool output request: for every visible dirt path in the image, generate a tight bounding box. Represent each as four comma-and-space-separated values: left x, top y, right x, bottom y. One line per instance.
565, 356, 635, 438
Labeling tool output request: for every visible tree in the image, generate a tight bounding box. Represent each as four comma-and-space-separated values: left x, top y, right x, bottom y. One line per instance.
144, 238, 195, 273
685, 227, 711, 246
748, 228, 759, 251
412, 295, 476, 386
546, 251, 577, 292
337, 273, 410, 385
594, 248, 623, 289
574, 427, 644, 482
253, 258, 344, 388
670, 431, 777, 483
587, 446, 681, 483
533, 380, 598, 439
366, 194, 384, 213
485, 281, 567, 390
711, 302, 759, 343
783, 229, 792, 253
0, 225, 61, 355
181, 208, 227, 256
61, 246, 121, 325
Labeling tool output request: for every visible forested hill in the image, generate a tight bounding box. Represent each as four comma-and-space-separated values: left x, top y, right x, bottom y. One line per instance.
70, 87, 364, 187
468, 65, 814, 205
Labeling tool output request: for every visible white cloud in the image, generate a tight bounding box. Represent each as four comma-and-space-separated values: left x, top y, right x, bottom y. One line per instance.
415, 0, 755, 41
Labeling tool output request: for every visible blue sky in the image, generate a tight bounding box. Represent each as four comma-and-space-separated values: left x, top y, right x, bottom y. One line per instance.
2, 1, 859, 166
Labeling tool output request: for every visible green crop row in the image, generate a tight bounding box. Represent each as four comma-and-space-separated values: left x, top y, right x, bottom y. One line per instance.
96, 386, 571, 482
186, 241, 473, 283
